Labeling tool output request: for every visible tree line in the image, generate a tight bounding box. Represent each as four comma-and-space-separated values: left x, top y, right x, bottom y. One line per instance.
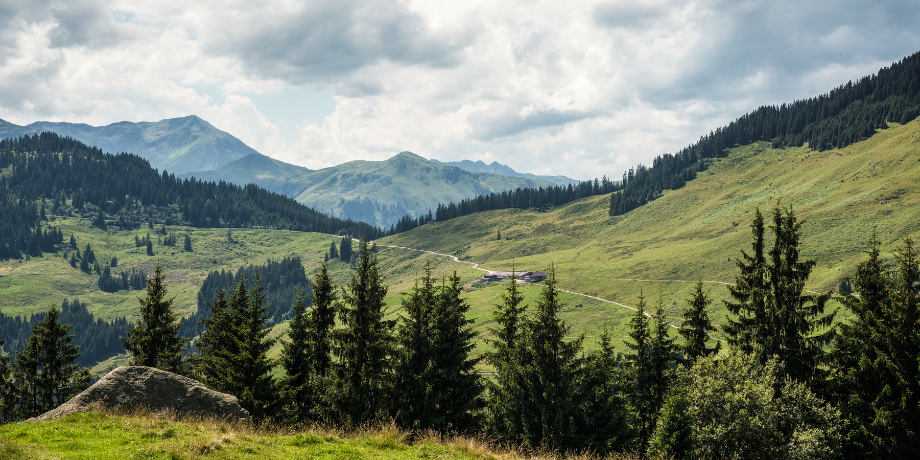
0, 132, 383, 261
386, 177, 620, 235
2, 206, 919, 458
609, 50, 920, 217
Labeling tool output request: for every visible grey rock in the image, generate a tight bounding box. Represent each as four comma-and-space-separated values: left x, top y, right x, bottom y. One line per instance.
29, 366, 249, 422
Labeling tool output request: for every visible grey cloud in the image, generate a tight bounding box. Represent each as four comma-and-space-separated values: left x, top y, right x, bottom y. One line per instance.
468, 106, 592, 141
205, 0, 471, 85
48, 0, 128, 49
593, 2, 674, 29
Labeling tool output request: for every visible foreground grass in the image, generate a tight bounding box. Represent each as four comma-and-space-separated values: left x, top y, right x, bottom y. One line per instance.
0, 411, 646, 460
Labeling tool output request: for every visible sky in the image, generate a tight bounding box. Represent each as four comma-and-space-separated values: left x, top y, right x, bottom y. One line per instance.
1, 1, 919, 180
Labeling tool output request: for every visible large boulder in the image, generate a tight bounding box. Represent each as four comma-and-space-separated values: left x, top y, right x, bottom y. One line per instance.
29, 366, 250, 422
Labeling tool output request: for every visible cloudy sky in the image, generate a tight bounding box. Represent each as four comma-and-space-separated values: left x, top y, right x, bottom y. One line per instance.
1, 0, 918, 180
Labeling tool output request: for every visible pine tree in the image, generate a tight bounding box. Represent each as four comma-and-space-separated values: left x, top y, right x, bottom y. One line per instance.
309, 263, 336, 385
146, 239, 154, 256
229, 276, 280, 420
339, 236, 352, 263
724, 206, 834, 383
183, 234, 192, 252
280, 290, 314, 424
429, 272, 483, 432
580, 331, 637, 454
194, 289, 233, 391
625, 291, 655, 449
328, 240, 339, 260
648, 298, 679, 423
485, 272, 528, 441
121, 263, 187, 373
678, 281, 720, 362
517, 267, 585, 450
328, 237, 394, 426
394, 263, 438, 429
7, 305, 90, 419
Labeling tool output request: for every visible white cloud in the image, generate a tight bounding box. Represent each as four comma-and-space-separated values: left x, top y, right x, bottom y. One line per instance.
0, 0, 918, 180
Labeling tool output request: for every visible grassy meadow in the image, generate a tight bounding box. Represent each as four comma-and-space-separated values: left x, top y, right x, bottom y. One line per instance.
3, 118, 919, 368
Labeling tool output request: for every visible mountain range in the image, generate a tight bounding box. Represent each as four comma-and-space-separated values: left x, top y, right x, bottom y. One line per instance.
0, 115, 258, 175
0, 115, 569, 228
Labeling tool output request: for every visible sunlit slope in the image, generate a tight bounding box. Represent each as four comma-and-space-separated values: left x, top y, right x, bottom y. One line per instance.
382, 119, 920, 326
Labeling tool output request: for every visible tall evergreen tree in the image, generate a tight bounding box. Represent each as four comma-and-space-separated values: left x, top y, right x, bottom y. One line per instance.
429, 272, 483, 432
0, 319, 12, 421
183, 234, 192, 252
194, 289, 232, 390
328, 240, 339, 260
648, 298, 679, 423
229, 277, 280, 420
328, 237, 394, 426
678, 281, 720, 362
625, 291, 656, 450
394, 263, 438, 429
724, 206, 835, 384
339, 236, 352, 263
7, 305, 89, 420
516, 267, 585, 450
280, 290, 314, 424
485, 272, 528, 442
579, 331, 637, 454
308, 262, 337, 386
121, 263, 187, 373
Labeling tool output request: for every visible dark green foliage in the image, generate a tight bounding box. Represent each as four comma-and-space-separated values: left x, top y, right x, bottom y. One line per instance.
110, 256, 117, 267
121, 264, 187, 373
0, 300, 130, 370
97, 267, 147, 293
93, 210, 106, 230
192, 289, 231, 391
418, 177, 616, 233
678, 281, 720, 362
328, 237, 395, 426
229, 277, 280, 420
339, 236, 352, 263
394, 265, 483, 432
183, 234, 192, 252
179, 256, 309, 338
624, 293, 677, 450
579, 331, 637, 454
145, 240, 154, 256
610, 51, 920, 217
307, 263, 336, 386
4, 305, 90, 420
724, 206, 835, 384
515, 267, 585, 450
0, 132, 382, 260
328, 240, 339, 261
0, 319, 12, 421
648, 388, 694, 459
163, 233, 178, 247
485, 273, 527, 441
280, 291, 315, 424
830, 237, 920, 458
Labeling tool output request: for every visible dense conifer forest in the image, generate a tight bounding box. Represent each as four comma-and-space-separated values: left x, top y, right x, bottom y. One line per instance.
3, 209, 919, 458
0, 133, 383, 260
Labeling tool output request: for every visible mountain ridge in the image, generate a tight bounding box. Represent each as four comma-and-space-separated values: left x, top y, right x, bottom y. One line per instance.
430, 158, 579, 185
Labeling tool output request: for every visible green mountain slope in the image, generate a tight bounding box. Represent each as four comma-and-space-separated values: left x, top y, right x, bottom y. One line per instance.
381, 118, 920, 334
179, 153, 314, 197
0, 115, 259, 175
430, 158, 580, 185
292, 152, 559, 228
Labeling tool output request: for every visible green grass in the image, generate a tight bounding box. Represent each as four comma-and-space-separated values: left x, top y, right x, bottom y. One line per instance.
0, 410, 655, 460
382, 118, 920, 344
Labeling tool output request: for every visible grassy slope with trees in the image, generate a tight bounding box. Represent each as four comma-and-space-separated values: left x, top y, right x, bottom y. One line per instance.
382, 118, 920, 344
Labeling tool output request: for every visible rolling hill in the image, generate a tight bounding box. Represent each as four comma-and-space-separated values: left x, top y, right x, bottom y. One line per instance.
381, 118, 920, 340
0, 115, 259, 175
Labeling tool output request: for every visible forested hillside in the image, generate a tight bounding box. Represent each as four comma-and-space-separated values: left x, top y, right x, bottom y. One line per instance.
608, 50, 920, 216
0, 133, 382, 260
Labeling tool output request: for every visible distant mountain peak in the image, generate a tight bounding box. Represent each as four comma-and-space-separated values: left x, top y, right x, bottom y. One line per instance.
429, 157, 579, 185
393, 151, 427, 161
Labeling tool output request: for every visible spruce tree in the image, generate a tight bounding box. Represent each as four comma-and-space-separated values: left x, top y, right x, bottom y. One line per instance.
329, 240, 339, 260
429, 272, 483, 432
8, 305, 89, 419
183, 234, 192, 252
678, 281, 720, 362
194, 289, 232, 390
146, 239, 154, 256
339, 236, 352, 263
121, 263, 187, 373
580, 331, 637, 454
516, 267, 584, 450
724, 205, 834, 383
308, 262, 337, 385
625, 291, 655, 449
281, 290, 314, 424
394, 263, 438, 429
648, 298, 679, 423
328, 237, 394, 426
485, 272, 527, 441
229, 277, 280, 420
